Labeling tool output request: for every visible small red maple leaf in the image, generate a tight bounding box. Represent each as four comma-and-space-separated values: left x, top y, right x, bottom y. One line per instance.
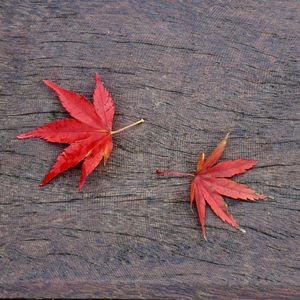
157, 132, 266, 240
18, 73, 144, 189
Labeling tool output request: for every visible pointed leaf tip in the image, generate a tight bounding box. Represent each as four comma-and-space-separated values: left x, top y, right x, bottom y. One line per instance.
95, 72, 101, 82
17, 133, 26, 139
222, 130, 231, 145
197, 153, 205, 172
226, 129, 232, 137
43, 79, 54, 87
203, 132, 231, 169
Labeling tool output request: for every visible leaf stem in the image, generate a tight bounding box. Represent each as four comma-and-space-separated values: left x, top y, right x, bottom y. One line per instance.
156, 170, 194, 177
111, 119, 144, 135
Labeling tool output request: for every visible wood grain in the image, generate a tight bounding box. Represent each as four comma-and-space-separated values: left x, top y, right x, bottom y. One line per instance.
0, 0, 299, 298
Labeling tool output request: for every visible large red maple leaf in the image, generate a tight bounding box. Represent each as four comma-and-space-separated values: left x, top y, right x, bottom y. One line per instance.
18, 73, 144, 189
157, 133, 266, 240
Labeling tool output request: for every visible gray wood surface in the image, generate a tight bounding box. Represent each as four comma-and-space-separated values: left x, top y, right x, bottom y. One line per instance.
1, 0, 299, 298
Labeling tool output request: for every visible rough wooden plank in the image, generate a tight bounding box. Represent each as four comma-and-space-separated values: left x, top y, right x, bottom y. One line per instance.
1, 282, 300, 299
0, 0, 299, 298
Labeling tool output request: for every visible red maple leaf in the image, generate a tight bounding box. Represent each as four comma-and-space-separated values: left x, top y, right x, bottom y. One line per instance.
157, 133, 266, 240
18, 73, 144, 189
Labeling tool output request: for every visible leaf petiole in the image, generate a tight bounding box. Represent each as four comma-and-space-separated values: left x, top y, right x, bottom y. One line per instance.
111, 119, 144, 135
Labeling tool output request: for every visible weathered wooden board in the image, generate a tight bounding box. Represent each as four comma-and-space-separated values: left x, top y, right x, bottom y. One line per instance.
1, 0, 299, 298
